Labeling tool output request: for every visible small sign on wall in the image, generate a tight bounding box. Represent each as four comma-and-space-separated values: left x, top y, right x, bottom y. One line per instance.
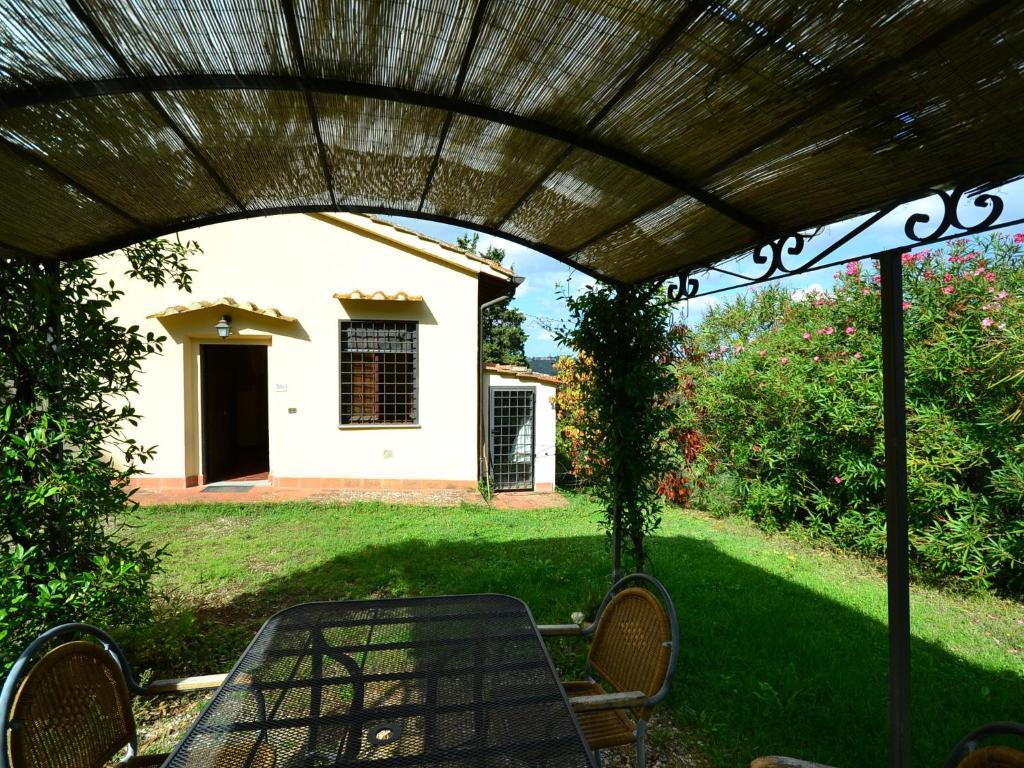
275, 383, 287, 392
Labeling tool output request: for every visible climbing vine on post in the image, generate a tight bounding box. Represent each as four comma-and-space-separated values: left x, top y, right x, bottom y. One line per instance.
556, 282, 677, 576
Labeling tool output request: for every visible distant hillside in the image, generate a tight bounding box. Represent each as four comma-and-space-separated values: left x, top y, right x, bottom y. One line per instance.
527, 356, 560, 376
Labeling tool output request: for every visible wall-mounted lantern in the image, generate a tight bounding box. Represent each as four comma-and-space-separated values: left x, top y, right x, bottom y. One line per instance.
215, 315, 232, 339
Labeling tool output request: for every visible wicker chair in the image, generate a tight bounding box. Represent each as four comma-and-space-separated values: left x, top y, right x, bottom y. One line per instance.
943, 722, 1024, 768
539, 574, 680, 768
0, 623, 229, 768
750, 721, 1024, 768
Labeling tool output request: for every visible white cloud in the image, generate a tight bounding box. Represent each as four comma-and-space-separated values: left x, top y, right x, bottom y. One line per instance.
791, 283, 825, 301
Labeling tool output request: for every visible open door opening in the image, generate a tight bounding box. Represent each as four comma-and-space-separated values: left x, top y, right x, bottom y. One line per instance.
201, 345, 269, 483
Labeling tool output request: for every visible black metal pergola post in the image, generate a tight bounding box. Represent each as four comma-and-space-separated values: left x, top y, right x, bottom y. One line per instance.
879, 250, 912, 768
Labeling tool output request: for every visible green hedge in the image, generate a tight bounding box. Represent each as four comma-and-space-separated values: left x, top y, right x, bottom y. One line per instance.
679, 234, 1024, 594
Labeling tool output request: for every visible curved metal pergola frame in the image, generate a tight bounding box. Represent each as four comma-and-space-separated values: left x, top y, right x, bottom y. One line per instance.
3, 3, 1024, 766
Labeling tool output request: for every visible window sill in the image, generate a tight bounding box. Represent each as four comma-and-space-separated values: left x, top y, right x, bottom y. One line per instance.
337, 423, 421, 430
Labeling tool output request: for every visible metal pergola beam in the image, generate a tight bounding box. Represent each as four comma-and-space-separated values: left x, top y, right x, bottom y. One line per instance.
418, 0, 490, 212
580, 0, 1016, 261
0, 73, 765, 236
658, 182, 1024, 300
0, 135, 149, 230
281, 0, 337, 208
46, 203, 618, 285
880, 250, 912, 768
696, 0, 1014, 182
62, 0, 247, 214
494, 0, 719, 230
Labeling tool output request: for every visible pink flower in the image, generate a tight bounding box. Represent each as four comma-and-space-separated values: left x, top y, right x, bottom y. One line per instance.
964, 251, 977, 260
825, 327, 835, 335
802, 332, 812, 340
949, 255, 961, 264
845, 261, 861, 276
758, 349, 766, 357
944, 274, 954, 283
985, 272, 996, 282
833, 476, 843, 484
845, 326, 856, 335
902, 301, 912, 311
1014, 233, 1024, 244
813, 355, 821, 363
779, 357, 789, 365
871, 275, 882, 284
997, 290, 1009, 299
853, 352, 863, 360
862, 288, 872, 295
923, 270, 933, 280
840, 351, 848, 357
942, 285, 955, 295
982, 317, 994, 328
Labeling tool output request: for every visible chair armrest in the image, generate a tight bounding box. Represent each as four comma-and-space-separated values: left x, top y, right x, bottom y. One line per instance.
142, 673, 228, 694
538, 624, 585, 636
569, 690, 648, 712
751, 757, 840, 768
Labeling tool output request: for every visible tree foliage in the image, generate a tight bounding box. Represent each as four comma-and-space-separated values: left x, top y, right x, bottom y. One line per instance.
0, 238, 198, 669
678, 234, 1024, 593
555, 283, 678, 572
457, 233, 528, 366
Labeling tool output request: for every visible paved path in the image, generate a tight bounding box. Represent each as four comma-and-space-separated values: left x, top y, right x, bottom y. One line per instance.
133, 484, 567, 508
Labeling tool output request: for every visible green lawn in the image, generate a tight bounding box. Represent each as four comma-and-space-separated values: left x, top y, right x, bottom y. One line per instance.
125, 496, 1023, 767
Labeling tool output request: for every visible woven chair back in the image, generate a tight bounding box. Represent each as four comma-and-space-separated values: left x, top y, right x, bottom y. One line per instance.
7, 641, 136, 768
958, 747, 1024, 768
588, 586, 672, 720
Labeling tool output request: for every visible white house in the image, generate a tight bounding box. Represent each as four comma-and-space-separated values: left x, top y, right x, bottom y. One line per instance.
102, 213, 558, 493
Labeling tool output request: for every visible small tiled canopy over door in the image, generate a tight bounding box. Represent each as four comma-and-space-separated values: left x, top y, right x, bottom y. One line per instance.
489, 387, 535, 491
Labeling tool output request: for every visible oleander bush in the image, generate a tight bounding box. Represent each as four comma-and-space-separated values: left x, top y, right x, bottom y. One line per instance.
677, 233, 1024, 593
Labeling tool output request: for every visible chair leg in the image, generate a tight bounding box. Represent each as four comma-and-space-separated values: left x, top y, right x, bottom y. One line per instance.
636, 719, 647, 768
593, 749, 602, 767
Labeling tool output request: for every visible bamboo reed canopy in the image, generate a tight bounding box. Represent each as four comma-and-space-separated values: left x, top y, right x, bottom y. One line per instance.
2, 1, 1024, 284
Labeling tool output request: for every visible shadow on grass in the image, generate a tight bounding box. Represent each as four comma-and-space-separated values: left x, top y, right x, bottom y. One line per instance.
125, 533, 1022, 768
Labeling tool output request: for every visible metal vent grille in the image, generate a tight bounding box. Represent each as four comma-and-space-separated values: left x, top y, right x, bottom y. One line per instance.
339, 320, 417, 425
489, 388, 535, 491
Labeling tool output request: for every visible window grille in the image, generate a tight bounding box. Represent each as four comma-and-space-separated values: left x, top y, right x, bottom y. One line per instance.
339, 320, 417, 425
489, 387, 535, 491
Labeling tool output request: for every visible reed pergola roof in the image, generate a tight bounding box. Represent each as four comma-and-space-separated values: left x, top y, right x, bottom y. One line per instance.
2, 1, 1023, 284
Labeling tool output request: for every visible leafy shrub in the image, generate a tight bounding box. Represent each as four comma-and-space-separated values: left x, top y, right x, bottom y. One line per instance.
677, 234, 1024, 593
557, 327, 708, 504
0, 240, 197, 670
555, 284, 678, 571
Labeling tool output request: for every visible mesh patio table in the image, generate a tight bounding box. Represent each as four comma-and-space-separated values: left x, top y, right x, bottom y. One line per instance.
161, 595, 596, 767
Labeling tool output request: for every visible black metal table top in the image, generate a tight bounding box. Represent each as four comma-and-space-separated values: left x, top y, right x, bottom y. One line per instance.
162, 595, 596, 767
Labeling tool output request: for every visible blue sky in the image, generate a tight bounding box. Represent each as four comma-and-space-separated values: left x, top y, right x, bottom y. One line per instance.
392, 179, 1024, 357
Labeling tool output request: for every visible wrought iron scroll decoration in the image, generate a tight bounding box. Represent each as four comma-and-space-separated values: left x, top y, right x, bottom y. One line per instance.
903, 185, 1004, 242
664, 184, 1013, 302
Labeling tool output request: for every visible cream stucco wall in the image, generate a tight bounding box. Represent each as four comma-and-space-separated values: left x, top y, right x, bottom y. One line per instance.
101, 213, 513, 487
483, 370, 558, 491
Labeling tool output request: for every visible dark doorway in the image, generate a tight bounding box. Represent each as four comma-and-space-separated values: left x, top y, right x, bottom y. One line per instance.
201, 345, 269, 483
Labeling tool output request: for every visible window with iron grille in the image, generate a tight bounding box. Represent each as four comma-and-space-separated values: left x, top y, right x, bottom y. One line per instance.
339, 320, 418, 425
